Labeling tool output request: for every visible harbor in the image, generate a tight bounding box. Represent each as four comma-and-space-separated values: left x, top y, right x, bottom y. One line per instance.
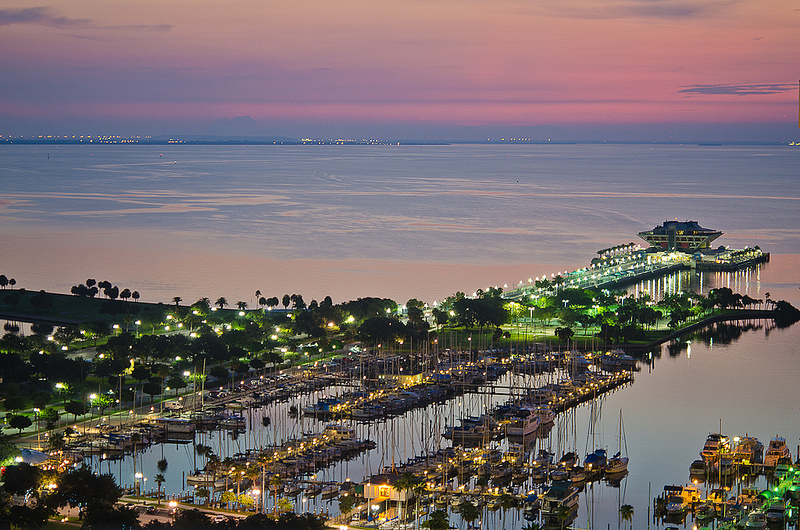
35, 311, 799, 529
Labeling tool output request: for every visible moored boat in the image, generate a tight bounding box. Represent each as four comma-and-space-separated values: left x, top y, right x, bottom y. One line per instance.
700, 433, 729, 463
763, 436, 791, 468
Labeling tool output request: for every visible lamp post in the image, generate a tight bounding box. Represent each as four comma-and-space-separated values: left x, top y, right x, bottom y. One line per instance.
33, 408, 40, 449
135, 472, 143, 498
87, 394, 97, 436
252, 488, 261, 513
55, 382, 67, 407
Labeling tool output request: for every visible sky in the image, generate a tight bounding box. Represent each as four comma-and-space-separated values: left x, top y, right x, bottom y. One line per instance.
0, 0, 798, 141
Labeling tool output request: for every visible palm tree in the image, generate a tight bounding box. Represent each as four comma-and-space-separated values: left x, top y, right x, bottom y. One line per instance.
154, 473, 166, 504
620, 504, 634, 530
236, 300, 248, 311
256, 452, 270, 513
255, 290, 261, 306
422, 510, 449, 530
499, 492, 517, 529
394, 472, 418, 524
459, 500, 481, 529
555, 504, 573, 530
215, 297, 228, 310
172, 296, 182, 307
412, 478, 427, 529
270, 473, 282, 515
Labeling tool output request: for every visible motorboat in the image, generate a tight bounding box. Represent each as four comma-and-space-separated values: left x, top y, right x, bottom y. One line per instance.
549, 466, 570, 482
540, 481, 579, 520
322, 423, 356, 442
694, 501, 716, 522
765, 501, 785, 524
283, 482, 302, 496
736, 488, 761, 510
689, 459, 707, 476
763, 436, 791, 468
700, 433, 729, 463
743, 510, 767, 529
665, 495, 689, 515
321, 484, 339, 498
774, 456, 792, 479
305, 483, 322, 497
505, 410, 540, 437
732, 435, 763, 465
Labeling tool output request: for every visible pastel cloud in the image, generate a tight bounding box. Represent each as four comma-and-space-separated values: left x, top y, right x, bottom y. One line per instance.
679, 83, 797, 96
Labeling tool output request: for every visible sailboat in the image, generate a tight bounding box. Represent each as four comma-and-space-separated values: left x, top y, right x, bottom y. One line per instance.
605, 409, 629, 474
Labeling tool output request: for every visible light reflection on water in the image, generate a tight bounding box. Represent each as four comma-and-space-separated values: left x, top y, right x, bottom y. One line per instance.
89, 316, 800, 530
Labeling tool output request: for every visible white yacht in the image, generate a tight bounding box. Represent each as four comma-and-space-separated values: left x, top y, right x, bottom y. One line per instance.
764, 436, 791, 468
700, 433, 729, 463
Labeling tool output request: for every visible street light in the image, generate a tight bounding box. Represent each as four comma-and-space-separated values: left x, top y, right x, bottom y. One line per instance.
135, 472, 143, 498
33, 408, 40, 449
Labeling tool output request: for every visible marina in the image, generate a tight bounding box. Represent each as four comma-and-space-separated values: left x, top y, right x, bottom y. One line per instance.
34, 303, 799, 529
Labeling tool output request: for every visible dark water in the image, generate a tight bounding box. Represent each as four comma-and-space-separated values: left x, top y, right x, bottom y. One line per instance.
3, 143, 799, 528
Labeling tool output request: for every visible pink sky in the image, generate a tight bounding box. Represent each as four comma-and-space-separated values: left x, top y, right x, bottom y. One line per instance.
0, 0, 798, 139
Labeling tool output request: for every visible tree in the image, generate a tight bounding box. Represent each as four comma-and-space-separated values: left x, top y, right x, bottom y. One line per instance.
458, 500, 481, 529
237, 300, 248, 311
422, 510, 449, 530
142, 382, 162, 404
270, 474, 282, 514
3, 395, 26, 412
172, 296, 182, 307
394, 472, 419, 523
620, 504, 634, 530
132, 365, 152, 384
338, 494, 357, 517
82, 502, 141, 529
1, 463, 41, 496
52, 465, 122, 515
154, 473, 166, 503
215, 297, 228, 310
277, 497, 293, 514
554, 326, 574, 344
556, 504, 573, 529
8, 414, 32, 433
64, 401, 85, 424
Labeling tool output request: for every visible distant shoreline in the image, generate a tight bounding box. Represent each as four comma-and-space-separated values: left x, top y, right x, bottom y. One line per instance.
1, 138, 794, 147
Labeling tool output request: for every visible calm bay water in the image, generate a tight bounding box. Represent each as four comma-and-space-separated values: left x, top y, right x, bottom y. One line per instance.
1, 143, 798, 304
2, 143, 800, 528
